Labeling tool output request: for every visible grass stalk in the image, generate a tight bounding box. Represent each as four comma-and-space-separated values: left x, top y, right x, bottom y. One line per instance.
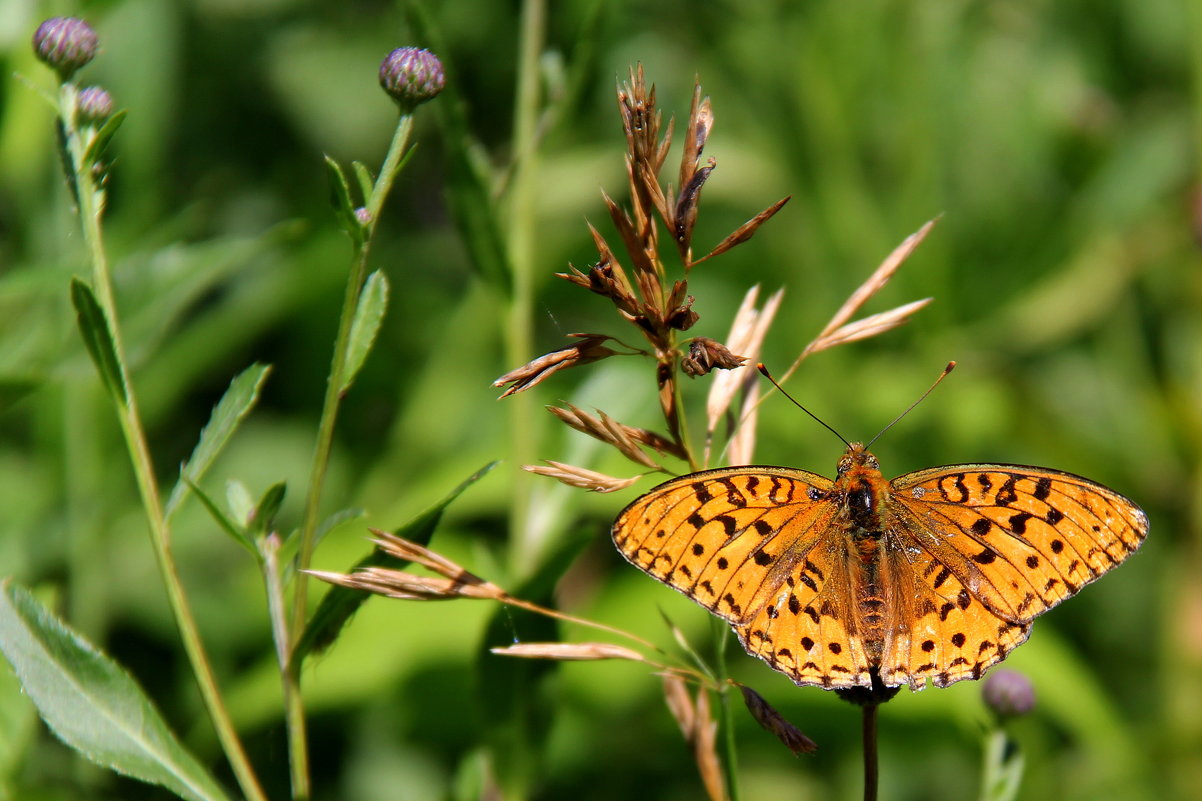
504, 0, 546, 574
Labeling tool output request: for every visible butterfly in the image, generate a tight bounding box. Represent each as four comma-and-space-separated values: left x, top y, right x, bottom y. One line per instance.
612, 441, 1148, 690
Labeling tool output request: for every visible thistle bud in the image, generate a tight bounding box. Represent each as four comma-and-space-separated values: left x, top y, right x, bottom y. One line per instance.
76, 86, 114, 124
33, 17, 98, 80
378, 47, 445, 110
982, 669, 1035, 719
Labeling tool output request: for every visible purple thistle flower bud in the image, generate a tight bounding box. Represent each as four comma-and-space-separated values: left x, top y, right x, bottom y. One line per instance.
378, 47, 445, 110
77, 86, 114, 123
33, 17, 98, 80
982, 669, 1036, 719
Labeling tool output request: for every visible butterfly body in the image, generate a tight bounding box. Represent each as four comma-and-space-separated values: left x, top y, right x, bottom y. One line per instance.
612, 443, 1148, 691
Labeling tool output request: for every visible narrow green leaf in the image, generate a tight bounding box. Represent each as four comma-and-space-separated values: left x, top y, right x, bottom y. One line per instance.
293, 461, 498, 663
0, 582, 233, 801
165, 364, 271, 520
81, 109, 128, 167
249, 482, 287, 536
351, 160, 374, 206
70, 278, 127, 405
340, 271, 389, 394
324, 155, 362, 242
184, 478, 256, 558
55, 120, 80, 208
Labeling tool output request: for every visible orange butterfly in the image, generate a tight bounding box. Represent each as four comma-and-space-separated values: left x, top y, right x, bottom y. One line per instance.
612, 442, 1148, 690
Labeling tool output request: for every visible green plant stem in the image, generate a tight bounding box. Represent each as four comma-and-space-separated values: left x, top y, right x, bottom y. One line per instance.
862, 703, 880, 801
62, 84, 267, 801
284, 110, 415, 800
504, 0, 545, 576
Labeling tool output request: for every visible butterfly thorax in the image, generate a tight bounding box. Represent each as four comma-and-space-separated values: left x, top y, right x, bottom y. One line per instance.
836, 443, 890, 555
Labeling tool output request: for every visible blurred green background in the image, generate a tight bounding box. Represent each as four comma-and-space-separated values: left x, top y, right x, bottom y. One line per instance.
1, 0, 1198, 799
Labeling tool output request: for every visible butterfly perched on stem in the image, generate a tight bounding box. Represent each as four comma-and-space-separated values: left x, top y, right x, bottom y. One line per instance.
612, 377, 1148, 691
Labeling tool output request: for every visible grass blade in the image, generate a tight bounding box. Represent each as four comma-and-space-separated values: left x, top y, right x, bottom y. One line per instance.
0, 582, 232, 801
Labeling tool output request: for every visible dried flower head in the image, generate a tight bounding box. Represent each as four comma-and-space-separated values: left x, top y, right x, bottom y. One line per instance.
379, 47, 445, 110
492, 333, 617, 398
737, 683, 818, 756
681, 337, 745, 377
982, 669, 1036, 719
33, 17, 98, 80
76, 86, 114, 124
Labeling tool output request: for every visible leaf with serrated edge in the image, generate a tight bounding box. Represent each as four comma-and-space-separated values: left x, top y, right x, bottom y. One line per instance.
165, 364, 270, 520
340, 271, 389, 393
0, 582, 232, 801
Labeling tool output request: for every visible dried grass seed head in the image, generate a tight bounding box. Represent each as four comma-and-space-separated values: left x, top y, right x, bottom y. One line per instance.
492, 334, 617, 398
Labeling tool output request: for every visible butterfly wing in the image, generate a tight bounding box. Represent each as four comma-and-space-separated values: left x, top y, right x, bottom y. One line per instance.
877, 464, 1148, 688
612, 467, 876, 689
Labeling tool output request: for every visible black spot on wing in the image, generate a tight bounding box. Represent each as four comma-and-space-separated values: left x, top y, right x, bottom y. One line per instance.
995, 476, 1018, 506
1033, 476, 1052, 501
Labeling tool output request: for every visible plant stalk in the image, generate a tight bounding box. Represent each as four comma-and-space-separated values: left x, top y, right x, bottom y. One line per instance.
285, 110, 415, 799
862, 703, 880, 801
62, 84, 268, 801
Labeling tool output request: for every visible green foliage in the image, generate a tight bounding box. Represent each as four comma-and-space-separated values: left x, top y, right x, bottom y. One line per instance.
0, 583, 231, 801
0, 1, 1195, 800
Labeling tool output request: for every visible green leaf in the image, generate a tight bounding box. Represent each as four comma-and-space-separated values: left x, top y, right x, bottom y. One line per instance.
340, 270, 389, 394
55, 120, 80, 208
0, 582, 233, 801
225, 480, 255, 530
324, 155, 362, 242
293, 461, 498, 663
70, 278, 127, 406
165, 364, 271, 520
185, 478, 256, 558
351, 160, 374, 206
81, 109, 129, 167
249, 482, 287, 537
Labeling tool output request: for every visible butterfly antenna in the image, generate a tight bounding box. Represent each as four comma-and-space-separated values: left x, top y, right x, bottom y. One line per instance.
757, 363, 851, 448
865, 361, 956, 449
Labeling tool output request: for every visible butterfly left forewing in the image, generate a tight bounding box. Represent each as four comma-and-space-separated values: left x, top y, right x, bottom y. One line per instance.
612, 466, 834, 623
613, 466, 875, 687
